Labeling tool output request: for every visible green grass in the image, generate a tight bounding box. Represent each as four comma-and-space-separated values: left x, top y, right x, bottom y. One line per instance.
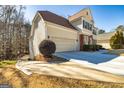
0, 60, 16, 68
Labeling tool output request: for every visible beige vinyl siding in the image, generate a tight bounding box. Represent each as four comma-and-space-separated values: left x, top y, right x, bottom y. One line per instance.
46, 22, 79, 52
71, 18, 82, 31
83, 35, 89, 45
97, 40, 111, 49
97, 43, 111, 49
96, 32, 115, 49
31, 15, 46, 57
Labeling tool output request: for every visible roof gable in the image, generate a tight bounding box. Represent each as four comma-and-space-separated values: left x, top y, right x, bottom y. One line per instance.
38, 11, 76, 30
68, 8, 94, 23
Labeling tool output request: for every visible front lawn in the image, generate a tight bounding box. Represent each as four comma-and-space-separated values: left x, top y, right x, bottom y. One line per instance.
0, 67, 124, 88
0, 60, 124, 88
0, 60, 16, 68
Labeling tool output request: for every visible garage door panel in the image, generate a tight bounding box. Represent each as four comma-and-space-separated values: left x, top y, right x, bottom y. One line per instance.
50, 37, 77, 52
47, 24, 78, 52
47, 26, 78, 40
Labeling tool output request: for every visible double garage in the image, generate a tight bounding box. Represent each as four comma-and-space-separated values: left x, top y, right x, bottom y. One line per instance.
29, 22, 80, 60
46, 22, 79, 52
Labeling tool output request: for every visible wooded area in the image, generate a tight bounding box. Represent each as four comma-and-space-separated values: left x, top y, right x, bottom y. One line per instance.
0, 5, 31, 60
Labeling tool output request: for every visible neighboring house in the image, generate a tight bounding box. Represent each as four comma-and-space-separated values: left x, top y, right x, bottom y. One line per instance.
97, 31, 116, 49
29, 8, 97, 60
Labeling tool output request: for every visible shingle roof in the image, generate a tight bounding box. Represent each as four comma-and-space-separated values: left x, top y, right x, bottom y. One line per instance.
38, 11, 76, 30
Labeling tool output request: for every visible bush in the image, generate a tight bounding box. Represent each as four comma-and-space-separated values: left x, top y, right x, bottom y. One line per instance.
110, 26, 124, 49
39, 40, 56, 57
94, 45, 99, 51
97, 45, 102, 49
82, 45, 100, 51
110, 44, 122, 49
83, 45, 91, 51
110, 34, 124, 49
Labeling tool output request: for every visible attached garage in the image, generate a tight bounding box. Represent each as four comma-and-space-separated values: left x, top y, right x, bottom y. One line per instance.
29, 11, 80, 60
46, 22, 79, 52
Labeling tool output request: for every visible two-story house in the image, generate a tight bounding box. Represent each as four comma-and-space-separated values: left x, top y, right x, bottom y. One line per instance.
68, 8, 97, 50
29, 8, 97, 60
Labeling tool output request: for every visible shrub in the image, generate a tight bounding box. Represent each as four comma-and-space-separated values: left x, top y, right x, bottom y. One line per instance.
110, 44, 122, 49
97, 45, 102, 49
110, 25, 124, 49
94, 45, 99, 51
39, 40, 56, 57
82, 45, 100, 51
110, 32, 124, 49
83, 45, 91, 51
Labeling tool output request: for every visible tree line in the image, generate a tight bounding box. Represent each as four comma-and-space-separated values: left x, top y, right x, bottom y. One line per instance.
0, 5, 31, 60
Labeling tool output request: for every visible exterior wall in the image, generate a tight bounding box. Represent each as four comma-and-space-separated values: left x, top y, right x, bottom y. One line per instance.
93, 34, 97, 40
70, 17, 96, 45
82, 35, 94, 45
33, 17, 46, 56
82, 29, 93, 36
97, 43, 111, 49
97, 39, 111, 49
82, 17, 95, 45
82, 17, 94, 35
69, 8, 98, 45
96, 32, 116, 49
29, 14, 47, 59
83, 35, 89, 45
97, 32, 124, 49
46, 21, 79, 52
71, 18, 82, 31
93, 27, 99, 35
81, 13, 98, 45
68, 8, 93, 23
29, 37, 34, 59
70, 17, 94, 36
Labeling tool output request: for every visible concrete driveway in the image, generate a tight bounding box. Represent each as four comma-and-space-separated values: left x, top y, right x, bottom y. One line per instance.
55, 50, 118, 64
16, 50, 124, 83
55, 50, 124, 75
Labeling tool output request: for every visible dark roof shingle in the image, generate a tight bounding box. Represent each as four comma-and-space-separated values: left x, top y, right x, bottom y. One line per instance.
38, 11, 76, 30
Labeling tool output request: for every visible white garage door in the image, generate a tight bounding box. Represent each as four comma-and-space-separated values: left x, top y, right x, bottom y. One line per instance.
47, 23, 79, 52
50, 37, 78, 52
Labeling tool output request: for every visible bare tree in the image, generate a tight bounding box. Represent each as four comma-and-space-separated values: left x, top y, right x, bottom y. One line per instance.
0, 5, 31, 60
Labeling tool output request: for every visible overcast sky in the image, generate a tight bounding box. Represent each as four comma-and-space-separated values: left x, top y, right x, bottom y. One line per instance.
25, 5, 124, 32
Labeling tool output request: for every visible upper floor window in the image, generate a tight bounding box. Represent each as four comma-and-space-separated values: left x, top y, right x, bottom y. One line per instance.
83, 20, 92, 31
